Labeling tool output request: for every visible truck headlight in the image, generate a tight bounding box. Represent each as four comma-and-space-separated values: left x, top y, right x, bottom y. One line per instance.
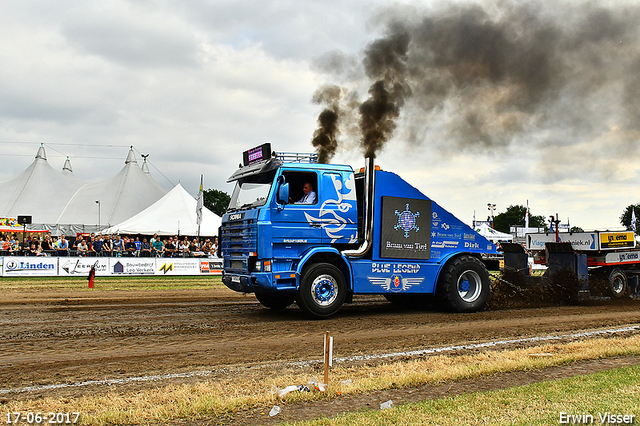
254, 261, 262, 272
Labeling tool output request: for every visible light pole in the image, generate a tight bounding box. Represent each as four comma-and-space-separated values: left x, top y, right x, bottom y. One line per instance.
95, 200, 101, 231
487, 203, 496, 227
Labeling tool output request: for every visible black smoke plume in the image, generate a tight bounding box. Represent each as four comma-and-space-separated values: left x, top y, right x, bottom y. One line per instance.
312, 0, 640, 164
311, 85, 341, 163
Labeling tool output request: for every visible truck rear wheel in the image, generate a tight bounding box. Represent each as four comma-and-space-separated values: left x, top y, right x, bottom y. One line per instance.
297, 263, 346, 318
437, 255, 490, 312
607, 268, 628, 299
255, 292, 296, 310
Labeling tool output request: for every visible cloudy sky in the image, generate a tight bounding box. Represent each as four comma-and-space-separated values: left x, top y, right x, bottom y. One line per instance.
1, 0, 639, 231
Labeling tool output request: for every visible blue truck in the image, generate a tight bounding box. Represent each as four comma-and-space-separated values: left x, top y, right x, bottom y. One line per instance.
221, 143, 499, 318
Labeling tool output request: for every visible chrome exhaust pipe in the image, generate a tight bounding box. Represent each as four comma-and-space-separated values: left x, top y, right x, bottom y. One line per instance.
344, 157, 375, 258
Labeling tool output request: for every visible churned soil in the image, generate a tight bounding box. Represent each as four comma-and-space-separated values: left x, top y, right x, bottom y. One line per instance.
1, 287, 640, 424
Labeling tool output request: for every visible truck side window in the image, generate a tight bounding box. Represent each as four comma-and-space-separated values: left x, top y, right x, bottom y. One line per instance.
282, 171, 318, 205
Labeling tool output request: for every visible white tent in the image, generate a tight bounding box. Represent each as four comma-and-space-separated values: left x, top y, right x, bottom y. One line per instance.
102, 183, 221, 236
474, 223, 514, 243
56, 148, 166, 228
0, 145, 85, 224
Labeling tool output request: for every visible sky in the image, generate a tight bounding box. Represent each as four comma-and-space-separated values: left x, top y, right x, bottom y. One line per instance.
1, 0, 639, 231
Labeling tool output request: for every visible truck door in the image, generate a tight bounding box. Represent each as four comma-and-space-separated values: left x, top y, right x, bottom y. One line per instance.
319, 171, 358, 244
271, 171, 322, 246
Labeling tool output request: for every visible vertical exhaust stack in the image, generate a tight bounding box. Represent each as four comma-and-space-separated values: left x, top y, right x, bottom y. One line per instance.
344, 157, 375, 258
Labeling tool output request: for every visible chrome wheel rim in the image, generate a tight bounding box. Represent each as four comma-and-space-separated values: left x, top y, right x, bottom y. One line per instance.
311, 274, 338, 306
458, 270, 482, 303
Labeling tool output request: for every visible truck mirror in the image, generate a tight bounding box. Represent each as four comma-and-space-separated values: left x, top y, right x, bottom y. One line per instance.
277, 182, 289, 207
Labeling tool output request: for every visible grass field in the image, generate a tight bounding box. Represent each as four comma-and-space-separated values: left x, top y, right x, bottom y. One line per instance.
286, 363, 640, 426
4, 335, 640, 425
0, 275, 224, 291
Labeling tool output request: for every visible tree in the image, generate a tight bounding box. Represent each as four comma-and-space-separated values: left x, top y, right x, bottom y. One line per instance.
620, 204, 640, 234
203, 189, 231, 217
492, 205, 546, 233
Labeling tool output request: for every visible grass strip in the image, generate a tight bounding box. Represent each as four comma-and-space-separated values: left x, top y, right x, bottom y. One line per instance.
288, 363, 640, 425
3, 334, 640, 424
0, 275, 224, 291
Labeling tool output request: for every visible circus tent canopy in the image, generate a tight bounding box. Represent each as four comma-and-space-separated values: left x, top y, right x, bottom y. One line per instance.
56, 148, 166, 228
102, 183, 221, 236
0, 145, 84, 224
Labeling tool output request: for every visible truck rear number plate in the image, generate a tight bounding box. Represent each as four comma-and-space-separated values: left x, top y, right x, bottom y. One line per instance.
231, 276, 241, 283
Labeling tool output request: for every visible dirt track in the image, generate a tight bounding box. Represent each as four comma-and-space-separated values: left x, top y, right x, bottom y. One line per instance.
2, 288, 640, 407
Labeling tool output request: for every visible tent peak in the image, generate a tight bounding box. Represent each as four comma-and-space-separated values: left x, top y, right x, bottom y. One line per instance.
36, 144, 47, 160
141, 153, 150, 174
62, 156, 73, 173
125, 146, 137, 164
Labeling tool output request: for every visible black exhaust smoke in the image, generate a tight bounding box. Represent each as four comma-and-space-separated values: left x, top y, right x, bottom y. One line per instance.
311, 1, 640, 167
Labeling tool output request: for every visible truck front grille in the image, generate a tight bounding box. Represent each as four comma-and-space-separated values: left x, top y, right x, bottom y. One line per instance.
221, 219, 257, 274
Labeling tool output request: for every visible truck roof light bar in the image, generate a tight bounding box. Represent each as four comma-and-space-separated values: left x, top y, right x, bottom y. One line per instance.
274, 152, 318, 163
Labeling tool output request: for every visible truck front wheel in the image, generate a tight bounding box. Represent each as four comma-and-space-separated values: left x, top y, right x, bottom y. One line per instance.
607, 268, 628, 299
437, 255, 490, 312
297, 263, 346, 318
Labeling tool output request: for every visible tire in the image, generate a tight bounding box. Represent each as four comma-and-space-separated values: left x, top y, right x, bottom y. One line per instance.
297, 263, 346, 318
437, 255, 490, 313
607, 268, 628, 299
255, 292, 296, 310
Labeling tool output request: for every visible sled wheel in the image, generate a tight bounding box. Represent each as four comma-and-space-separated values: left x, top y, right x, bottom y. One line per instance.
255, 292, 296, 310
437, 255, 490, 312
297, 263, 346, 318
607, 268, 628, 299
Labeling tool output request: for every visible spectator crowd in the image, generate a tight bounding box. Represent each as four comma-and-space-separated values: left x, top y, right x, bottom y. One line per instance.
0, 232, 219, 258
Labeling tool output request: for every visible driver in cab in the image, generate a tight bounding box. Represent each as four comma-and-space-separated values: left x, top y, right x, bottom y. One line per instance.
292, 182, 316, 204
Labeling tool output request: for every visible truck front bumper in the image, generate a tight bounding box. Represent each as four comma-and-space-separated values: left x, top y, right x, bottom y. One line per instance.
222, 273, 254, 292
222, 271, 298, 293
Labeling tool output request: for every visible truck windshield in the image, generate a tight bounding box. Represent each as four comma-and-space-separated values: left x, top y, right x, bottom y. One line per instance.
227, 180, 272, 211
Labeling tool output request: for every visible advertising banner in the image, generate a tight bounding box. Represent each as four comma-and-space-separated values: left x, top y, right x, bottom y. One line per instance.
600, 231, 635, 250
58, 258, 110, 276
199, 259, 223, 274
109, 258, 156, 275
526, 233, 598, 251
605, 250, 640, 265
155, 258, 201, 275
0, 256, 223, 276
3, 256, 58, 276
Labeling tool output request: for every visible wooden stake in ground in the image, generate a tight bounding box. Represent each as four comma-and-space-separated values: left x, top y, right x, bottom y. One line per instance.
323, 331, 333, 385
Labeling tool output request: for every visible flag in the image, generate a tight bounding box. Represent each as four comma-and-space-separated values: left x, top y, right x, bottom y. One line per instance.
632, 209, 637, 233
525, 201, 529, 230
196, 175, 203, 226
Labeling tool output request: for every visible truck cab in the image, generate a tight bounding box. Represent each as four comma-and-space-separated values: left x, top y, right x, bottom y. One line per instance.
222, 143, 499, 318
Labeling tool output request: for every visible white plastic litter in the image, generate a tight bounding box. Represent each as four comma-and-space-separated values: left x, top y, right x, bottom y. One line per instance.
277, 385, 299, 398
269, 405, 281, 417
340, 379, 353, 386
380, 400, 393, 410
